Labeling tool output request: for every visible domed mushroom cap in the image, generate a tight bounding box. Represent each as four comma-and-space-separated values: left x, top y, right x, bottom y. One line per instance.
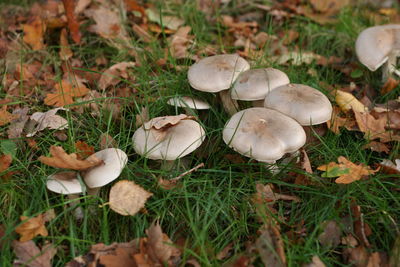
264, 84, 332, 126
223, 108, 306, 162
167, 96, 211, 110
355, 24, 400, 71
84, 148, 128, 188
46, 172, 84, 194
132, 114, 206, 160
188, 54, 250, 93
231, 68, 290, 101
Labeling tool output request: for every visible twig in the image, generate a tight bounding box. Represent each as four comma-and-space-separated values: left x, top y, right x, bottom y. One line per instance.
171, 163, 205, 182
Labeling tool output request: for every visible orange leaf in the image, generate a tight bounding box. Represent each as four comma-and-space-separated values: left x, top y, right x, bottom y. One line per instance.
59, 28, 73, 60
44, 80, 89, 107
23, 17, 46, 50
0, 106, 19, 126
354, 111, 400, 143
75, 141, 95, 160
0, 154, 12, 175
317, 156, 379, 184
381, 77, 399, 95
39, 145, 103, 170
62, 0, 81, 44
15, 214, 48, 242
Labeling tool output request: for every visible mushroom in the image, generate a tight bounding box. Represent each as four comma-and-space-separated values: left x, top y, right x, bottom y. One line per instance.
132, 114, 205, 168
167, 96, 210, 115
188, 54, 250, 115
83, 148, 128, 196
46, 171, 85, 220
264, 84, 332, 126
223, 107, 306, 165
355, 24, 400, 81
230, 68, 290, 107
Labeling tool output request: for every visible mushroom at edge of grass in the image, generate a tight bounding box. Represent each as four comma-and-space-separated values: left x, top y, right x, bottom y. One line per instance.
188, 54, 250, 116
167, 96, 211, 115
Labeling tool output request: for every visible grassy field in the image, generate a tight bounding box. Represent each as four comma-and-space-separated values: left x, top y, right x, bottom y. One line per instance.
0, 0, 399, 266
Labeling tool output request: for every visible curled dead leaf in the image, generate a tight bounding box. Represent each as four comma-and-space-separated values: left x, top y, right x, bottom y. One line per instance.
15, 214, 48, 242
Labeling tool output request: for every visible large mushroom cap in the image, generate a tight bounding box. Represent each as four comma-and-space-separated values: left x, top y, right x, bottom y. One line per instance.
223, 108, 306, 162
84, 148, 128, 188
231, 68, 290, 101
46, 172, 84, 194
264, 84, 332, 126
167, 96, 211, 110
355, 24, 400, 71
188, 54, 250, 93
132, 114, 206, 160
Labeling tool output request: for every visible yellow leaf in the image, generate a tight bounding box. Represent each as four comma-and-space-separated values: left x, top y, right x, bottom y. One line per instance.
335, 90, 367, 113
15, 214, 48, 242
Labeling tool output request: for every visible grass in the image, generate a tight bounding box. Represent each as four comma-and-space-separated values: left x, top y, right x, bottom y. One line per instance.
0, 0, 400, 266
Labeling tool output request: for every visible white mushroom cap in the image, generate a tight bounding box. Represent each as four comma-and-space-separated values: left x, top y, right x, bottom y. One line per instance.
231, 68, 290, 101
188, 54, 250, 93
264, 84, 332, 126
223, 108, 306, 162
83, 148, 128, 188
355, 24, 400, 71
132, 114, 206, 160
167, 96, 211, 110
46, 172, 84, 194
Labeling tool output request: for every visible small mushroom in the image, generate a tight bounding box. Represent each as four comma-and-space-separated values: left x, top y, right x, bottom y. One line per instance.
355, 24, 400, 81
223, 107, 306, 164
167, 96, 210, 115
188, 54, 250, 115
46, 172, 85, 220
83, 148, 128, 196
264, 84, 332, 126
231, 68, 290, 107
132, 114, 205, 168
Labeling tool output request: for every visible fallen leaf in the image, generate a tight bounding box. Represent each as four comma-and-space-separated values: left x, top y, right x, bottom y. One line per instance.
62, 0, 82, 44
12, 241, 56, 267
354, 111, 400, 143
300, 148, 313, 173
168, 26, 196, 60
99, 247, 137, 266
317, 156, 379, 184
98, 62, 135, 90
216, 243, 233, 260
27, 108, 68, 137
309, 0, 350, 13
335, 90, 367, 113
39, 145, 103, 170
59, 28, 73, 60
318, 220, 342, 248
255, 224, 286, 267
99, 133, 117, 149
146, 8, 184, 30
351, 203, 372, 248
23, 16, 46, 50
327, 106, 356, 134
381, 77, 399, 95
362, 141, 390, 153
7, 107, 30, 139
143, 114, 195, 141
44, 80, 89, 107
379, 159, 400, 174
15, 214, 48, 242
254, 183, 301, 203
0, 106, 19, 126
108, 180, 152, 216
343, 246, 369, 267
75, 141, 95, 160
0, 154, 12, 179
135, 106, 149, 127
302, 255, 326, 267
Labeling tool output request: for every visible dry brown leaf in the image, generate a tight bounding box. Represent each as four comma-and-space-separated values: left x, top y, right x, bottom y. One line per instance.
168, 26, 196, 60
309, 0, 350, 13
327, 106, 356, 134
379, 159, 400, 175
27, 108, 68, 137
98, 62, 135, 90
362, 141, 390, 154
75, 141, 95, 160
23, 16, 46, 50
108, 180, 152, 216
135, 106, 149, 127
302, 256, 326, 267
335, 90, 367, 113
15, 214, 48, 242
0, 154, 12, 180
62, 0, 82, 44
99, 133, 117, 149
44, 80, 89, 107
381, 77, 399, 95
351, 203, 372, 248
300, 148, 313, 173
0, 106, 19, 126
7, 107, 30, 139
318, 220, 342, 248
255, 183, 301, 203
99, 247, 137, 267
354, 111, 400, 143
12, 241, 56, 267
343, 246, 369, 267
317, 156, 379, 184
59, 28, 73, 60
255, 224, 286, 267
39, 145, 103, 170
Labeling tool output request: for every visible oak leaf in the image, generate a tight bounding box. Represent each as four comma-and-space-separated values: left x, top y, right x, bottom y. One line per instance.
23, 17, 46, 50
354, 111, 400, 143
98, 62, 135, 90
44, 80, 89, 107
39, 145, 103, 170
12, 241, 56, 267
75, 141, 95, 160
15, 214, 48, 242
381, 77, 399, 95
108, 180, 152, 216
62, 0, 82, 44
317, 156, 378, 184
0, 106, 19, 126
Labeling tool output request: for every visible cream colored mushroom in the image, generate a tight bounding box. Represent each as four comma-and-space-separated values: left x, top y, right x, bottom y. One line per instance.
231, 68, 290, 107
223, 108, 306, 163
167, 96, 210, 115
83, 148, 128, 196
132, 114, 205, 161
355, 24, 400, 81
46, 172, 85, 220
264, 84, 332, 126
188, 54, 250, 115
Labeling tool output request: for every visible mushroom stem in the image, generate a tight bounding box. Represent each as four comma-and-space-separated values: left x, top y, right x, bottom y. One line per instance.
219, 90, 239, 116
383, 50, 399, 82
87, 187, 100, 197
252, 100, 265, 107
67, 194, 84, 220
161, 160, 176, 171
